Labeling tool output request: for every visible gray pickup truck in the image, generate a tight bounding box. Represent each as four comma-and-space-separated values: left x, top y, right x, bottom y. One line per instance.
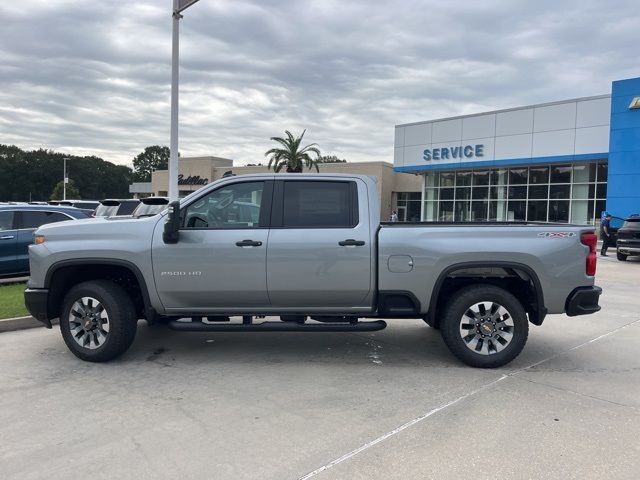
24, 174, 601, 367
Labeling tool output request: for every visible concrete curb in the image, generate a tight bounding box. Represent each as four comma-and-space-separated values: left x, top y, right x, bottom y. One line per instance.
0, 316, 58, 333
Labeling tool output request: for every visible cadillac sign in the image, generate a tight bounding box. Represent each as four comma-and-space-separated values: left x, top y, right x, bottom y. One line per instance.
178, 174, 208, 186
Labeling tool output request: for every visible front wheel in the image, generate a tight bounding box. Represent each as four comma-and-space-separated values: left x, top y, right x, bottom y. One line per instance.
616, 250, 628, 261
439, 285, 529, 368
60, 280, 138, 362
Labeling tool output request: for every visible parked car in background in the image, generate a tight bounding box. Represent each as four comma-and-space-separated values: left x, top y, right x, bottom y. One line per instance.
93, 199, 140, 218
616, 214, 640, 261
50, 200, 100, 215
0, 205, 89, 277
131, 197, 169, 218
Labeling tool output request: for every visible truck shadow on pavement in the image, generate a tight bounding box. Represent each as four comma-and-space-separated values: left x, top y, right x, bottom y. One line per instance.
122, 320, 460, 369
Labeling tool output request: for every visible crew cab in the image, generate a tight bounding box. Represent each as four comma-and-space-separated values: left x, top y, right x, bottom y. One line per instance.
24, 174, 602, 367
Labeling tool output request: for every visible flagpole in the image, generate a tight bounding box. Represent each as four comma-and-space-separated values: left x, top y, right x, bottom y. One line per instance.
169, 0, 200, 202
169, 2, 180, 202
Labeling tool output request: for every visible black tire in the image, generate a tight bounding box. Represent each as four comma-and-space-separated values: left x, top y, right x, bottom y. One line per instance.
439, 284, 528, 368
616, 250, 628, 261
60, 280, 137, 362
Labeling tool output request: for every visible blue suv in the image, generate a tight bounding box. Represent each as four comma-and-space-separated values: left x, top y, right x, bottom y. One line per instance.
0, 205, 90, 277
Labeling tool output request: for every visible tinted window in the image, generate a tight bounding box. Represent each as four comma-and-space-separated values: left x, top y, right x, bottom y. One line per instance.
0, 211, 14, 230
21, 211, 71, 229
74, 202, 99, 210
184, 181, 264, 229
116, 200, 140, 216
282, 181, 356, 228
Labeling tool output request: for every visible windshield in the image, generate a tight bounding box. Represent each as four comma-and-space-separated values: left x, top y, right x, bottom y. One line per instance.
133, 202, 168, 217
94, 204, 119, 217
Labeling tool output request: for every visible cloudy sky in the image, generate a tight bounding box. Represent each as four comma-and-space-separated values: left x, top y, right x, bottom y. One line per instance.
0, 0, 638, 166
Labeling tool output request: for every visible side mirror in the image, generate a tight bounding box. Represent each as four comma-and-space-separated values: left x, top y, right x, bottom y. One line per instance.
163, 201, 181, 244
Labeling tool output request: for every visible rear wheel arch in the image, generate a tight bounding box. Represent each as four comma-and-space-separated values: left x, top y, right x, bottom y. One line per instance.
426, 262, 546, 328
44, 259, 153, 322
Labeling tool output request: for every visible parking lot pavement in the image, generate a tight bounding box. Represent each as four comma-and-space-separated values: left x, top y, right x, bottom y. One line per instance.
1, 258, 639, 480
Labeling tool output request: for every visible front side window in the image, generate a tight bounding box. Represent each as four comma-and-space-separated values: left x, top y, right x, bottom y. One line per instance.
20, 211, 70, 229
184, 181, 264, 229
282, 181, 356, 228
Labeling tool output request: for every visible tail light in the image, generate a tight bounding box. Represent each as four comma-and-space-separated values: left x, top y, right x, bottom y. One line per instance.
581, 232, 597, 276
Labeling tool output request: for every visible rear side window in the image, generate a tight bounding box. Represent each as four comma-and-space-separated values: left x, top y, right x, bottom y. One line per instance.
20, 211, 71, 229
282, 181, 358, 228
0, 211, 14, 230
117, 200, 140, 215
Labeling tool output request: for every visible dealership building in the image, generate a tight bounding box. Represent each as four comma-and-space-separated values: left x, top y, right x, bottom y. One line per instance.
393, 76, 640, 224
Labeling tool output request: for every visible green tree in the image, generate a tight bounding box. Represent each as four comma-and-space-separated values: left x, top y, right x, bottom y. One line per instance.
132, 145, 170, 181
0, 144, 133, 201
265, 130, 321, 173
50, 179, 80, 200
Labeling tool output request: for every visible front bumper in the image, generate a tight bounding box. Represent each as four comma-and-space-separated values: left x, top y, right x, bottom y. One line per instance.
565, 286, 602, 317
617, 239, 640, 255
24, 288, 52, 328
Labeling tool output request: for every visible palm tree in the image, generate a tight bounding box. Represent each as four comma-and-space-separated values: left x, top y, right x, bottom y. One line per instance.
265, 130, 321, 173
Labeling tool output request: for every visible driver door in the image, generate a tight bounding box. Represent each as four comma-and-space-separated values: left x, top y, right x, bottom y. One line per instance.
152, 180, 272, 312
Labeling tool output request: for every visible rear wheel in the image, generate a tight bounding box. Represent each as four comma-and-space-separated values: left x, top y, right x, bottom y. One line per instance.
60, 280, 137, 362
440, 285, 528, 368
617, 250, 628, 261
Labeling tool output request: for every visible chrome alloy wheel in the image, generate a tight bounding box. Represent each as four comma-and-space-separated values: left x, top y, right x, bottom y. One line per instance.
459, 301, 514, 356
68, 296, 110, 350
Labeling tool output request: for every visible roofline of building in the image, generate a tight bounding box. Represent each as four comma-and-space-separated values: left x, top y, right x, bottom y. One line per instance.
229, 160, 395, 169
395, 94, 611, 128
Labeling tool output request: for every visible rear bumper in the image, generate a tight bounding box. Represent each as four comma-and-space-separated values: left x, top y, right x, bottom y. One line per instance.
565, 286, 602, 317
24, 288, 52, 328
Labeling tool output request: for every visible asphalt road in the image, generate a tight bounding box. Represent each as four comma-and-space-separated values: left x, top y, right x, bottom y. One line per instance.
1, 256, 639, 480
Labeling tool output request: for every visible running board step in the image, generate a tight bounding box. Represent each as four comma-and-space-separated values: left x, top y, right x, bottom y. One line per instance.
167, 320, 387, 332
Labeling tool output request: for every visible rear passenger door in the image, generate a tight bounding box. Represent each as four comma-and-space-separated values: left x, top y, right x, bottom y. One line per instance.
266, 179, 374, 310
0, 211, 19, 276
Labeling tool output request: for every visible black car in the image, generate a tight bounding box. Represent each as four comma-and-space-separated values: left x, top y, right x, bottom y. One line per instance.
616, 215, 640, 261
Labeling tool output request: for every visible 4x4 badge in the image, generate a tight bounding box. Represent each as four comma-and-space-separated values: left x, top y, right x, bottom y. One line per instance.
537, 232, 576, 238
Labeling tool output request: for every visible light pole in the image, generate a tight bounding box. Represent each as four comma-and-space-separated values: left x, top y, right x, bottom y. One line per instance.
169, 0, 200, 201
63, 157, 70, 200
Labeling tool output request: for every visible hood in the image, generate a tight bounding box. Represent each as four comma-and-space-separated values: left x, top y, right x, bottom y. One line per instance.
35, 215, 160, 240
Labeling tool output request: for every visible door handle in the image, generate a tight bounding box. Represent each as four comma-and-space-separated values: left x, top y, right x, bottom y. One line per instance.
235, 239, 263, 247
338, 239, 365, 246
0, 235, 15, 240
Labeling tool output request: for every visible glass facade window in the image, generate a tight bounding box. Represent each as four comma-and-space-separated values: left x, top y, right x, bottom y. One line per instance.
422, 161, 607, 224
395, 192, 422, 221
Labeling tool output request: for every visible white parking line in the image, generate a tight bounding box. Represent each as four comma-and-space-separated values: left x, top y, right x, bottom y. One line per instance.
297, 318, 640, 480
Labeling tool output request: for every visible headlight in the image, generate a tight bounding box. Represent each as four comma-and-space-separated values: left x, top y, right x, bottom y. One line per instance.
34, 234, 46, 245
